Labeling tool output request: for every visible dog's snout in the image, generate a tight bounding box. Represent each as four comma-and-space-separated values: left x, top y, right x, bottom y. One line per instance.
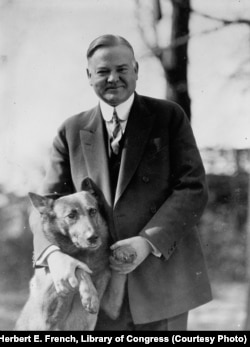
87, 234, 99, 245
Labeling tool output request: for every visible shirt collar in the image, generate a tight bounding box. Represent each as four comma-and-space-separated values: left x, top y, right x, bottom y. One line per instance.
99, 93, 135, 122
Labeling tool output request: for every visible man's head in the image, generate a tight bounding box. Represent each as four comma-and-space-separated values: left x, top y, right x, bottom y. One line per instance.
86, 35, 139, 107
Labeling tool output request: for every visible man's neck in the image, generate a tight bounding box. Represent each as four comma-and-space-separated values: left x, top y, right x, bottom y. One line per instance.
100, 93, 135, 122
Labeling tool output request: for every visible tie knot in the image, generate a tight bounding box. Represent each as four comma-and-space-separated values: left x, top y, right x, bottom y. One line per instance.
112, 108, 119, 122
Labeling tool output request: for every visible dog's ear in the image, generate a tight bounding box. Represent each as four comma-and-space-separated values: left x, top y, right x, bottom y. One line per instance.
28, 192, 54, 214
82, 178, 98, 198
81, 178, 108, 218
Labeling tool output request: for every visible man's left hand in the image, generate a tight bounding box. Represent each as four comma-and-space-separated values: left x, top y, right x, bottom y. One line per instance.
110, 236, 152, 274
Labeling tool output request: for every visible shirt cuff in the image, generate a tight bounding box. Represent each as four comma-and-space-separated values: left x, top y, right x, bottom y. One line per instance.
143, 238, 162, 257
35, 245, 60, 267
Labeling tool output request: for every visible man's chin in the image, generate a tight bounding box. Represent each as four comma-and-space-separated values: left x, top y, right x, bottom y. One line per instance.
103, 93, 126, 106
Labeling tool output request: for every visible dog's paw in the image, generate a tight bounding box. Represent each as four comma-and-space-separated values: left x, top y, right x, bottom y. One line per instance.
111, 245, 137, 264
77, 270, 100, 314
81, 294, 99, 314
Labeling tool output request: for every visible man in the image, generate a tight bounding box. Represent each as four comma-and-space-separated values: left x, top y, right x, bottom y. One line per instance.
32, 34, 212, 330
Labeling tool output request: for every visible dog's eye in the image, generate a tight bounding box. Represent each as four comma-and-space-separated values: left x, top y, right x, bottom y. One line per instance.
67, 210, 77, 219
88, 208, 97, 217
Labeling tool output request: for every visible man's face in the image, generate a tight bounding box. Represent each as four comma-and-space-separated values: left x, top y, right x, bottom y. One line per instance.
87, 45, 139, 106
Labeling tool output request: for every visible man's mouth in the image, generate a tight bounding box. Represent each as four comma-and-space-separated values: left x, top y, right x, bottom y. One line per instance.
106, 86, 124, 90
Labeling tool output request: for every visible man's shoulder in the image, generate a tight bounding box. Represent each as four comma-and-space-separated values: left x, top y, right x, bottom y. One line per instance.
138, 95, 183, 112
59, 105, 98, 130
136, 95, 191, 135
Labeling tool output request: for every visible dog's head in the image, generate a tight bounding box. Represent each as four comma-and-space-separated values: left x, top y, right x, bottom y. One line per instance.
29, 191, 109, 255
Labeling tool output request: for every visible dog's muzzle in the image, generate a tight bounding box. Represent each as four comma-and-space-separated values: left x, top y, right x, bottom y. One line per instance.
87, 235, 100, 248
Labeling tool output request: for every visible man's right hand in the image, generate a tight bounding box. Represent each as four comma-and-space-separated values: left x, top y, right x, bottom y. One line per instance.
47, 251, 92, 295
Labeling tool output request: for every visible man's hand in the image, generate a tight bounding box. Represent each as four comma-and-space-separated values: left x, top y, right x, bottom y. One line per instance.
110, 236, 152, 274
47, 251, 92, 295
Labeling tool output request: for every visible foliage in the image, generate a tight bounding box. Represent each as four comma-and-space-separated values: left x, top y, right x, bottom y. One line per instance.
199, 173, 248, 282
0, 186, 34, 291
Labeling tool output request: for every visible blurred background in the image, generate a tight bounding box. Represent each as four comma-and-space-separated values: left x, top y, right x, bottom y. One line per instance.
1, 0, 250, 330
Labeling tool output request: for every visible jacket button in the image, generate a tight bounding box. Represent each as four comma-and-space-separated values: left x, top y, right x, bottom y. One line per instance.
150, 206, 157, 214
142, 176, 150, 183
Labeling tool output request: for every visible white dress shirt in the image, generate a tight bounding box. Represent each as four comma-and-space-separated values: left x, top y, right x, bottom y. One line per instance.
100, 93, 134, 138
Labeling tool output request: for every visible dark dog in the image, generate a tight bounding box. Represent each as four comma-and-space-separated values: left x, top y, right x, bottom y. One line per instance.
15, 190, 136, 330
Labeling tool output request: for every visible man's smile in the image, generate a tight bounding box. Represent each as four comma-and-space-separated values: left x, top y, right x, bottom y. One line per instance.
106, 86, 124, 90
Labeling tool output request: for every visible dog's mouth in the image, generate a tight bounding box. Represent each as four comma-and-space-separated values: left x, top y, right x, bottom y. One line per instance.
87, 243, 101, 250
87, 237, 102, 250
73, 238, 102, 250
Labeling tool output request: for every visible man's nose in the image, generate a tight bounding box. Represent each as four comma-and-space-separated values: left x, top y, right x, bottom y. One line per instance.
107, 71, 119, 83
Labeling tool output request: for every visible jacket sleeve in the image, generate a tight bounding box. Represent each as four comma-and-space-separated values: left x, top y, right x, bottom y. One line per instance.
140, 105, 208, 260
40, 125, 74, 196
31, 124, 74, 263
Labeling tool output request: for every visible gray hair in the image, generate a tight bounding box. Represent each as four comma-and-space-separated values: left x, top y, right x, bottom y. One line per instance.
87, 35, 135, 60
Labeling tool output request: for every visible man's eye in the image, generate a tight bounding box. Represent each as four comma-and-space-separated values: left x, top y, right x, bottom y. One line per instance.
89, 208, 97, 217
97, 70, 108, 75
118, 68, 127, 73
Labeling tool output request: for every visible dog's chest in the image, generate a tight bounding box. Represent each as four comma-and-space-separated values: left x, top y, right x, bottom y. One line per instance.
78, 247, 110, 275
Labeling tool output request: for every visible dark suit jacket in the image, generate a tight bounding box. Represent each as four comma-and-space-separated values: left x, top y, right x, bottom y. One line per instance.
33, 93, 212, 324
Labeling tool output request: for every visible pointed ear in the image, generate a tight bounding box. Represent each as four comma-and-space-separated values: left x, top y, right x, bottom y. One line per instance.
81, 178, 98, 197
28, 192, 53, 214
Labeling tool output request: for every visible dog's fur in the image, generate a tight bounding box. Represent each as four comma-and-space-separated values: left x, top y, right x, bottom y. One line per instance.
15, 190, 136, 330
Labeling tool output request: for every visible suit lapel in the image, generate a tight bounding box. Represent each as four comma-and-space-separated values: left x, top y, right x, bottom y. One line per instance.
114, 95, 156, 206
80, 106, 112, 207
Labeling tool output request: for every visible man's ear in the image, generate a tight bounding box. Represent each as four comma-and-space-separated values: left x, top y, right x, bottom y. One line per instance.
86, 68, 92, 86
28, 192, 54, 214
134, 61, 139, 79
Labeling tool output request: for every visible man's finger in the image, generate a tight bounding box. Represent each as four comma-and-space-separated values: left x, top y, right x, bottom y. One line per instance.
110, 240, 128, 250
55, 282, 70, 295
76, 262, 92, 274
68, 276, 79, 289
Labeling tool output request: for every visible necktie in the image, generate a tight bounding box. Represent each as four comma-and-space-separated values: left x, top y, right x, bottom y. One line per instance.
110, 108, 123, 155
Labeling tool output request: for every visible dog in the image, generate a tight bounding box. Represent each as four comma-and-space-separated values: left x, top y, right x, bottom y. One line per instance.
15, 189, 136, 330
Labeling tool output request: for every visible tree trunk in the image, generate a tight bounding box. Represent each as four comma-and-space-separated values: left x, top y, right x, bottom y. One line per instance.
245, 154, 250, 329
162, 0, 191, 120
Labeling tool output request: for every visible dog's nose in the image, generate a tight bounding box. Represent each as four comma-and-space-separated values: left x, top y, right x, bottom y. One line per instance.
87, 235, 99, 244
